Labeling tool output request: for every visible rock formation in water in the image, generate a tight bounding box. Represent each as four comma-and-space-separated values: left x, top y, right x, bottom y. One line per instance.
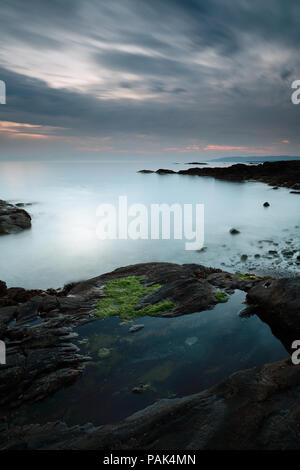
0, 200, 31, 235
139, 160, 300, 190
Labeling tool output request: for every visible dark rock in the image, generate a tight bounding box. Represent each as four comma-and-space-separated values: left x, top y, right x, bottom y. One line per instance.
185, 162, 208, 165
230, 228, 240, 235
0, 281, 7, 297
247, 277, 300, 352
4, 359, 300, 450
263, 202, 270, 207
155, 169, 176, 174
0, 200, 31, 234
141, 161, 300, 190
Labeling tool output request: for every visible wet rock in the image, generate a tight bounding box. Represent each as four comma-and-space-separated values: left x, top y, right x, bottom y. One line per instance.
132, 384, 150, 394
247, 277, 300, 352
240, 254, 248, 261
268, 250, 278, 256
0, 200, 31, 235
282, 249, 294, 258
0, 281, 7, 297
230, 228, 240, 235
5, 359, 300, 450
155, 169, 176, 174
263, 202, 270, 207
129, 324, 144, 333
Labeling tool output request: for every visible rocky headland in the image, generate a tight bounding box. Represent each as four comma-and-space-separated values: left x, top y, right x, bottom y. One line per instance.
1, 262, 300, 449
139, 160, 300, 190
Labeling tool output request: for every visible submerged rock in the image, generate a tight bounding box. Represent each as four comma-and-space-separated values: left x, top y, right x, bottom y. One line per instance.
184, 336, 198, 346
98, 348, 111, 359
129, 324, 144, 333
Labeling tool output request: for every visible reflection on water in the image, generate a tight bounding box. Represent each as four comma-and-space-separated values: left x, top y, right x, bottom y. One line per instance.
10, 291, 287, 427
0, 159, 299, 289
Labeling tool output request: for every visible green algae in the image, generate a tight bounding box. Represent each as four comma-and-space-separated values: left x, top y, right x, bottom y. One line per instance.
233, 273, 260, 280
214, 291, 228, 303
95, 275, 175, 320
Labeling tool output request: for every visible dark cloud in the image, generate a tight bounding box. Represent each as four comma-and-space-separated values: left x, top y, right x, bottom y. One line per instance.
0, 0, 300, 157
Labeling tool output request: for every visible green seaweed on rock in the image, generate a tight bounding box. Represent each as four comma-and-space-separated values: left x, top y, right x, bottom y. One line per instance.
233, 273, 261, 280
214, 291, 229, 303
95, 275, 175, 320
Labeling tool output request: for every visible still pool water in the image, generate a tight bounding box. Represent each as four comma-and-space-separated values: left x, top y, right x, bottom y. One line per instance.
0, 158, 300, 289
10, 291, 287, 426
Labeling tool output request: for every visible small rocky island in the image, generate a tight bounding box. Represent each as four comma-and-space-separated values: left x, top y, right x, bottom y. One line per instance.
1, 262, 300, 450
0, 200, 31, 235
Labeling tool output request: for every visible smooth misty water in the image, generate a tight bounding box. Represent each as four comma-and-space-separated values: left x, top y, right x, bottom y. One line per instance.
10, 291, 287, 427
0, 159, 300, 289
0, 158, 295, 426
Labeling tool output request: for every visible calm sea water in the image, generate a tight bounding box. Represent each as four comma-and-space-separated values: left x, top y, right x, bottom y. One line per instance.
0, 158, 299, 289
0, 158, 294, 425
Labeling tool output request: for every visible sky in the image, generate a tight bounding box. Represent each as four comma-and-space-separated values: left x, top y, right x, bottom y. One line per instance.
0, 0, 300, 161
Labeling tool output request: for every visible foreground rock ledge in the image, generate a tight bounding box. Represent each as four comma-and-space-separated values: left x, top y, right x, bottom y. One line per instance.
0, 200, 31, 235
2, 359, 300, 450
1, 262, 300, 449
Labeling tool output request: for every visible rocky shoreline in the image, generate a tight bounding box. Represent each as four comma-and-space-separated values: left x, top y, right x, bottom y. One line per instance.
139, 160, 300, 190
0, 200, 31, 235
1, 262, 300, 449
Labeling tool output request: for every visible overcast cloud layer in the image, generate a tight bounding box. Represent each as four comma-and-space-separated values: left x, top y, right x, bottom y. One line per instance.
0, 0, 300, 160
